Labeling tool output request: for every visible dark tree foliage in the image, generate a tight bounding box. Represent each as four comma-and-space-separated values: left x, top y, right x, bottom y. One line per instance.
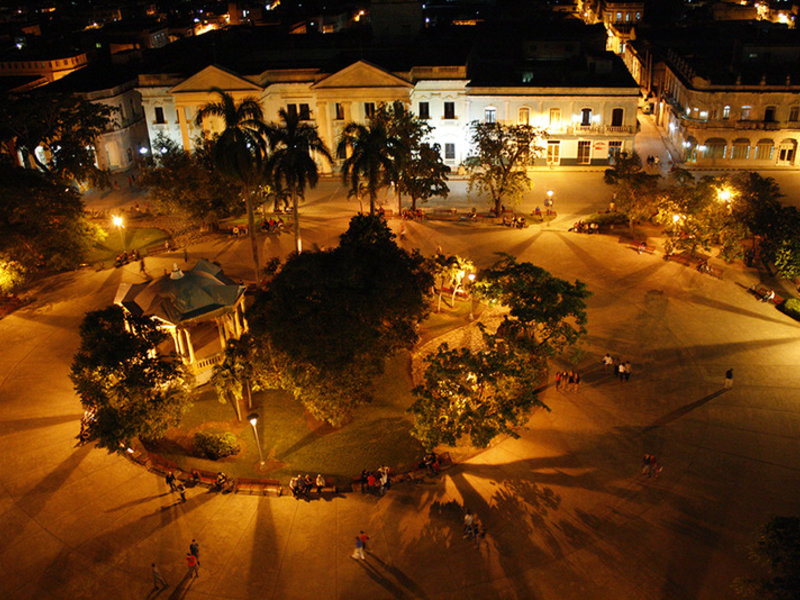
733, 516, 800, 600
0, 91, 115, 187
70, 306, 192, 452
0, 163, 102, 290
603, 151, 660, 226
139, 134, 243, 224
248, 214, 433, 425
475, 254, 591, 357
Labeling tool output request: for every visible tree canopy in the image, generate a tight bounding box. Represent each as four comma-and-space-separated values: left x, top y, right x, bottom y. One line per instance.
0, 163, 103, 291
0, 91, 116, 187
69, 306, 193, 452
337, 120, 397, 214
248, 214, 433, 425
603, 151, 661, 225
139, 134, 243, 224
733, 515, 800, 600
465, 121, 546, 215
409, 334, 548, 449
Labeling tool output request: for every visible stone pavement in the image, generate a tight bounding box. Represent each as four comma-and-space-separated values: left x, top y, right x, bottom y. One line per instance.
2, 180, 800, 600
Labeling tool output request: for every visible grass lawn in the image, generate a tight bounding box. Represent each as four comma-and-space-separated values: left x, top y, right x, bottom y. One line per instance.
151, 306, 477, 485
87, 226, 171, 266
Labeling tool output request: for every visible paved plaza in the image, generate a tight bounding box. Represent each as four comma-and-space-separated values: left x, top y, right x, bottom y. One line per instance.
2, 161, 800, 600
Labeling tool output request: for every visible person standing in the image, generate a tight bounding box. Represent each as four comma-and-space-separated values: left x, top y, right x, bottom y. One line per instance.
624, 361, 631, 382
358, 531, 369, 552
151, 563, 168, 589
360, 469, 369, 494
189, 539, 200, 565
177, 483, 186, 503
165, 472, 177, 493
555, 371, 562, 391
602, 353, 613, 372
315, 473, 325, 495
186, 552, 199, 577
463, 510, 475, 538
351, 536, 366, 560
139, 257, 146, 275
724, 368, 733, 388
573, 371, 581, 392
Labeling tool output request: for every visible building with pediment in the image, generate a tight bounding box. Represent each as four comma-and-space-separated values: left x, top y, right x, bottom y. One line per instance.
136, 24, 640, 171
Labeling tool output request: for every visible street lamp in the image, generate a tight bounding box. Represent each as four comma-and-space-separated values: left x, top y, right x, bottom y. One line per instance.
248, 413, 265, 465
468, 272, 476, 320
112, 215, 125, 251
546, 190, 554, 208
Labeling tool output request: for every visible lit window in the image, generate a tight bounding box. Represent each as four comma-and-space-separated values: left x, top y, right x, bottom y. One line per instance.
445, 143, 455, 160
741, 106, 751, 120
518, 107, 530, 125
364, 102, 375, 118
722, 105, 730, 119
790, 106, 799, 122
484, 107, 496, 123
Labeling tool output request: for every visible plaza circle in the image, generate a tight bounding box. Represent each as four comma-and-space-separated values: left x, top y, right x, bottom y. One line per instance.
1, 179, 799, 600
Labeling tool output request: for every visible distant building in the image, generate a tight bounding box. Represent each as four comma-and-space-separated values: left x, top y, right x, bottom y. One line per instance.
137, 25, 639, 171
0, 48, 88, 83
623, 22, 800, 168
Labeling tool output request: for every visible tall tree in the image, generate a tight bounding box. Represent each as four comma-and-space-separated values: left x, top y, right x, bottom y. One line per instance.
70, 306, 193, 452
401, 142, 450, 210
248, 215, 433, 425
603, 151, 661, 227
474, 254, 591, 357
337, 120, 397, 215
464, 121, 546, 215
0, 163, 104, 291
0, 91, 115, 187
196, 88, 268, 282
265, 109, 332, 253
139, 134, 243, 225
409, 332, 548, 449
210, 334, 257, 421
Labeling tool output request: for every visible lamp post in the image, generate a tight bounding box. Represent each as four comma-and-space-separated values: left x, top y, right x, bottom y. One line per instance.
468, 272, 476, 320
112, 215, 125, 251
248, 413, 265, 466
546, 190, 554, 208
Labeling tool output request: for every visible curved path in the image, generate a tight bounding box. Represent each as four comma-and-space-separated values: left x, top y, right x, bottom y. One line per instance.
1, 187, 799, 600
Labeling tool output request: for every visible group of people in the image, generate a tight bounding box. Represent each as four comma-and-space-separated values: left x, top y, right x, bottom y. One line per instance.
463, 509, 486, 543
603, 353, 632, 381
360, 466, 391, 495
645, 155, 661, 167
641, 454, 662, 478
501, 215, 527, 228
401, 207, 425, 220
114, 248, 142, 268
531, 206, 556, 220
230, 225, 249, 237
554, 371, 581, 392
289, 473, 327, 499
568, 220, 600, 234
259, 217, 285, 233
165, 472, 187, 502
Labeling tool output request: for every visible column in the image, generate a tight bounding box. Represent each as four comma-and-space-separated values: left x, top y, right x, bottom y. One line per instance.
170, 328, 182, 358
177, 105, 191, 151
240, 302, 249, 333
175, 328, 186, 358
215, 317, 227, 350
183, 328, 196, 364
233, 306, 243, 337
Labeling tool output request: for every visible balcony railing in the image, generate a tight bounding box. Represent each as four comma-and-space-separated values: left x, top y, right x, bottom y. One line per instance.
677, 116, 783, 131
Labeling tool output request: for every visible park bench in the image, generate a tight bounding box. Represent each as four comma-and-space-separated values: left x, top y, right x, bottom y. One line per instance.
438, 285, 469, 300
665, 252, 704, 268
148, 454, 179, 476
234, 477, 283, 496
188, 469, 219, 488
752, 285, 784, 304
698, 262, 724, 279
310, 477, 337, 496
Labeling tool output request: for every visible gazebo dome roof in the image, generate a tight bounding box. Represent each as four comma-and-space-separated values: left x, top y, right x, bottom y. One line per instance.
115, 260, 246, 325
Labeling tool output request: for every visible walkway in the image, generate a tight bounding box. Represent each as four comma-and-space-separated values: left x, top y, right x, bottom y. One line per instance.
1, 183, 799, 599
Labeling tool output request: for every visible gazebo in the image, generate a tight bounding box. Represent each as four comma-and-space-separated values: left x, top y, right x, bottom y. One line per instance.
114, 260, 248, 385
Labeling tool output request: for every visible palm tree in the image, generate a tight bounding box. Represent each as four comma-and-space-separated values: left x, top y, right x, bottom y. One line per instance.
209, 334, 256, 421
337, 120, 397, 215
265, 109, 332, 253
196, 88, 267, 282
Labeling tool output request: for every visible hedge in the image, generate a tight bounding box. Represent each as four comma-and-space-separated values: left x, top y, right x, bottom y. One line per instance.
193, 431, 240, 460
779, 298, 800, 321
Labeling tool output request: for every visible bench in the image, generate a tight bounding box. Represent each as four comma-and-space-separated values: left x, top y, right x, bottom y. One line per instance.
234, 477, 283, 496
438, 286, 469, 300
148, 454, 179, 476
752, 285, 783, 304
665, 252, 704, 268
698, 262, 723, 279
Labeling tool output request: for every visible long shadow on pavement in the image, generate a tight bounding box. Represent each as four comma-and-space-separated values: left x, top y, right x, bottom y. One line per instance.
0, 413, 83, 435
642, 389, 730, 431
368, 554, 430, 599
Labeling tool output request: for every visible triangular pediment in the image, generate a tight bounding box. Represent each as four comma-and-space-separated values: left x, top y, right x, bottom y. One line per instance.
170, 65, 261, 94
312, 60, 412, 89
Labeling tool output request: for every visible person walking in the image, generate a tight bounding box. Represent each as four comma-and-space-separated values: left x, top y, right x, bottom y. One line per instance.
555, 371, 562, 391
602, 353, 613, 372
186, 552, 199, 577
151, 563, 168, 589
624, 361, 631, 382
189, 539, 200, 565
360, 469, 369, 494
573, 371, 581, 392
177, 483, 186, 503
724, 368, 733, 389
463, 510, 475, 538
358, 530, 369, 552
165, 472, 177, 493
351, 536, 366, 560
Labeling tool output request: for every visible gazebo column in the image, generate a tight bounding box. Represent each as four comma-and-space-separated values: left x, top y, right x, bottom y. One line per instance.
215, 317, 227, 350
170, 328, 182, 359
183, 328, 196, 364
174, 328, 186, 359
232, 308, 242, 337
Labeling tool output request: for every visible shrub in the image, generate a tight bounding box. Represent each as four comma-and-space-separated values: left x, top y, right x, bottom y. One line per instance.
193, 431, 240, 460
779, 298, 800, 321
585, 212, 629, 226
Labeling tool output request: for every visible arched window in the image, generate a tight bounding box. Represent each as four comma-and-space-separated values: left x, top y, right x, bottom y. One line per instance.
484, 106, 496, 124
730, 138, 750, 160
703, 138, 726, 159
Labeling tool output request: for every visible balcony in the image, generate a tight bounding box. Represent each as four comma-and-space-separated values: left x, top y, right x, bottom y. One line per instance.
678, 116, 783, 131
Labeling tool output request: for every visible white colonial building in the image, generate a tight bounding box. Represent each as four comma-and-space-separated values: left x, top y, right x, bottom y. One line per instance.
137, 55, 639, 172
